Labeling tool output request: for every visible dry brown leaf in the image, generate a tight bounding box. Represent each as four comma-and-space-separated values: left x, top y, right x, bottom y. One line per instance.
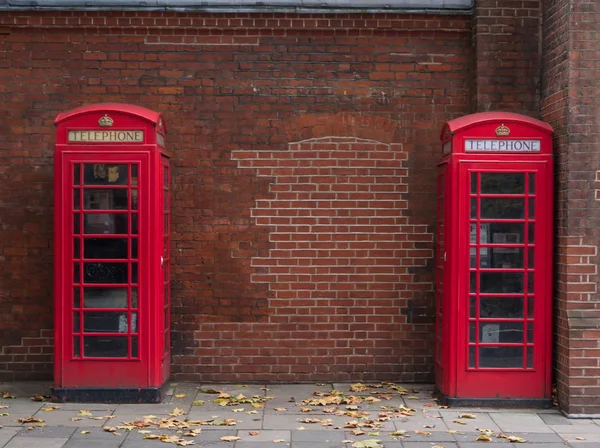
576, 437, 586, 441
17, 418, 44, 424
414, 430, 431, 436
232, 408, 244, 413
169, 408, 186, 417
78, 410, 93, 417
300, 407, 312, 413
274, 408, 287, 411
220, 435, 241, 441
350, 429, 366, 436
458, 413, 476, 419
103, 427, 117, 432
475, 435, 492, 441
174, 394, 187, 398
70, 417, 83, 422
273, 439, 285, 443
248, 431, 260, 436
41, 406, 60, 412
453, 420, 467, 425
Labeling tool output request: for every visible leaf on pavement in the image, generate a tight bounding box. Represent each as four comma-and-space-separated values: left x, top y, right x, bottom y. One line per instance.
169, 408, 186, 416
17, 418, 44, 424
78, 410, 93, 417
192, 400, 205, 406
80, 431, 90, 435
274, 408, 287, 411
458, 413, 476, 419
248, 431, 260, 436
1, 393, 16, 399
453, 420, 467, 425
41, 406, 60, 412
174, 394, 187, 399
219, 436, 240, 441
414, 430, 431, 436
475, 435, 492, 441
103, 427, 117, 432
273, 439, 285, 443
352, 440, 383, 448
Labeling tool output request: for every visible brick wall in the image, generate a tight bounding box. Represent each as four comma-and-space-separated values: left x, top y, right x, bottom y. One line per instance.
472, 0, 542, 116
0, 5, 543, 383
541, 0, 600, 415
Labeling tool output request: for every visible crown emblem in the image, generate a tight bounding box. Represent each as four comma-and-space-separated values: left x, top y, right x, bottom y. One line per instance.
495, 123, 510, 136
98, 114, 114, 127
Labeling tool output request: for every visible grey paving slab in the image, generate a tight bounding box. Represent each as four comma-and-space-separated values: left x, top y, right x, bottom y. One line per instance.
0, 413, 43, 427
291, 429, 347, 442
235, 429, 290, 441
439, 411, 502, 433
15, 426, 75, 438
112, 404, 179, 415
497, 432, 564, 442
4, 437, 68, 448
47, 403, 116, 412
193, 428, 238, 441
0, 428, 20, 446
234, 443, 290, 448
457, 443, 514, 448
63, 438, 123, 448
403, 442, 458, 448
539, 412, 574, 425
393, 414, 448, 432
264, 414, 356, 430
560, 433, 600, 443
490, 412, 555, 433
0, 402, 44, 414
68, 426, 131, 440
549, 420, 600, 433
28, 412, 110, 427
290, 442, 351, 448
395, 430, 456, 442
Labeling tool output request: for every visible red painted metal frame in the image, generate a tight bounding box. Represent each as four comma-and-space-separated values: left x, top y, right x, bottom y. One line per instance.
436, 112, 553, 401
54, 104, 169, 390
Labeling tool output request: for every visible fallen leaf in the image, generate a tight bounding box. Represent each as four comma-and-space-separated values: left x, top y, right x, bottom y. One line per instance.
116, 425, 135, 431
170, 408, 186, 416
367, 431, 380, 436
476, 435, 492, 441
248, 431, 260, 436
30, 394, 49, 402
0, 406, 7, 409
138, 430, 153, 434
174, 394, 187, 398
260, 387, 271, 391
453, 420, 467, 425
350, 383, 370, 392
350, 429, 366, 436
41, 406, 60, 412
103, 427, 117, 432
352, 440, 383, 448
415, 430, 431, 436
192, 400, 205, 406
501, 435, 526, 443
0, 413, 9, 417
406, 395, 420, 400
423, 424, 435, 428
458, 413, 476, 419
300, 407, 312, 412
232, 408, 244, 412
80, 431, 90, 435
70, 417, 83, 422
220, 436, 241, 441
273, 439, 285, 443
17, 417, 44, 424
576, 437, 585, 440
246, 410, 258, 415
176, 441, 195, 446
78, 410, 93, 417
274, 408, 287, 411
390, 430, 407, 437
297, 426, 306, 430
1, 393, 16, 399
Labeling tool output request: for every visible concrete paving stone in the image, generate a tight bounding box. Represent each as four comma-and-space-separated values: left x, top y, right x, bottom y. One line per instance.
194, 428, 238, 442
0, 413, 44, 427
393, 414, 449, 432
439, 412, 502, 433
112, 404, 179, 415
403, 442, 458, 448
4, 437, 68, 448
223, 414, 263, 430
457, 443, 514, 448
549, 420, 600, 433
560, 433, 600, 443
489, 413, 555, 433
395, 430, 456, 442
0, 402, 44, 414
289, 442, 351, 448
453, 431, 520, 443
44, 403, 116, 412
69, 426, 131, 439
63, 438, 123, 448
291, 429, 347, 442
538, 413, 573, 425
567, 443, 600, 448
264, 414, 359, 431
234, 443, 290, 448
29, 412, 110, 427
15, 426, 75, 438
0, 428, 20, 446
494, 432, 564, 443
235, 429, 290, 441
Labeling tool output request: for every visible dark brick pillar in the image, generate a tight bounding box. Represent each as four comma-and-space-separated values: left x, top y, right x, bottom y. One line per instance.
472, 0, 542, 116
542, 0, 600, 416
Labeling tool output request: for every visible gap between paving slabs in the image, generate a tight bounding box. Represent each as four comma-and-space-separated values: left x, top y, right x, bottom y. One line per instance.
0, 386, 531, 446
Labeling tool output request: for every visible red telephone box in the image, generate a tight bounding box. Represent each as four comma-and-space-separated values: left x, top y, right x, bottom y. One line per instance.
53, 104, 170, 402
435, 112, 553, 406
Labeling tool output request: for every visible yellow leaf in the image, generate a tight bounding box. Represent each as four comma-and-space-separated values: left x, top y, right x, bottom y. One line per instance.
506, 435, 527, 443
368, 432, 380, 436
273, 439, 285, 443
0, 413, 9, 417
232, 408, 244, 412
144, 434, 160, 439
453, 420, 467, 425
414, 430, 431, 436
192, 400, 205, 406
78, 410, 93, 417
350, 383, 370, 392
80, 431, 90, 435
170, 408, 186, 416
41, 406, 60, 412
176, 441, 195, 446
70, 417, 83, 422
252, 403, 264, 409
274, 408, 287, 411
138, 430, 153, 434
246, 410, 258, 415
297, 426, 306, 430
0, 406, 8, 409
476, 435, 492, 441
458, 413, 476, 419
175, 394, 187, 398
116, 425, 135, 431
406, 396, 419, 400
220, 436, 241, 441
300, 407, 312, 412
390, 430, 406, 437
17, 418, 43, 424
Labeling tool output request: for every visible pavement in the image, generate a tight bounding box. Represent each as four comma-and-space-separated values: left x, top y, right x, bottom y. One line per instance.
0, 381, 596, 447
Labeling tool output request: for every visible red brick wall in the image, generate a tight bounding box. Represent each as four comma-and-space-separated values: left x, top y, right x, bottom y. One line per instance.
472, 0, 542, 116
541, 0, 600, 415
0, 5, 544, 383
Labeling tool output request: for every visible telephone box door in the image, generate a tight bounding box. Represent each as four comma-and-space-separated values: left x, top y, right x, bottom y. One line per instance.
59, 154, 150, 387
456, 161, 552, 398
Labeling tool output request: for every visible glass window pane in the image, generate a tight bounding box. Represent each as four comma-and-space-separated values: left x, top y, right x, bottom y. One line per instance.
74, 239, 81, 259
480, 173, 525, 194
470, 321, 476, 342
132, 189, 138, 210
73, 311, 80, 333
488, 222, 524, 245
84, 336, 127, 358
479, 297, 524, 318
528, 223, 535, 243
528, 247, 534, 269
74, 189, 80, 210
527, 346, 533, 368
84, 238, 128, 259
480, 322, 523, 343
83, 189, 128, 210
527, 296, 534, 317
481, 198, 524, 219
529, 173, 536, 194
132, 238, 138, 259
470, 198, 477, 218
132, 263, 138, 284
73, 337, 80, 357
132, 312, 138, 333
74, 263, 80, 283
164, 191, 168, 211
84, 312, 128, 333
84, 214, 128, 235
74, 164, 81, 185
132, 165, 138, 186
132, 336, 139, 358
83, 287, 127, 308
164, 214, 169, 233
163, 166, 168, 188
74, 213, 81, 234
469, 346, 476, 368
479, 346, 523, 368
470, 296, 476, 318
84, 262, 128, 284
527, 322, 534, 343
73, 287, 80, 308
83, 164, 128, 186
528, 272, 534, 293
470, 172, 477, 194
131, 288, 138, 308
488, 248, 524, 269
132, 214, 138, 235
529, 199, 535, 218
480, 272, 524, 293
470, 272, 477, 293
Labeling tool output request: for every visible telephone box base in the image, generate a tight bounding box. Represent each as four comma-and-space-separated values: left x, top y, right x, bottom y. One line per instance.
53, 383, 168, 404
438, 393, 553, 409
